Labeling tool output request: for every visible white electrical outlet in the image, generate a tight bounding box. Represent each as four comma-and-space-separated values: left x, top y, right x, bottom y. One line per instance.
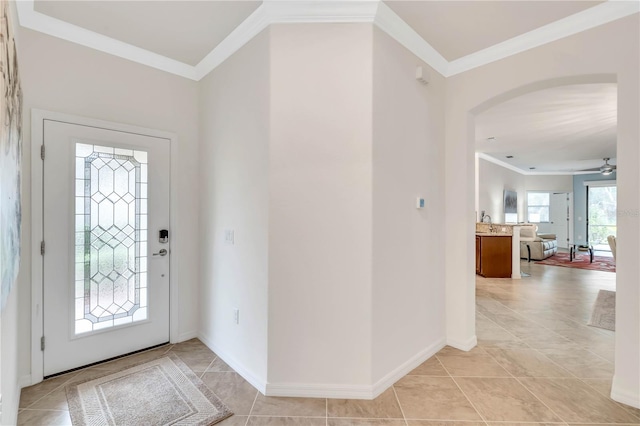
233, 308, 239, 325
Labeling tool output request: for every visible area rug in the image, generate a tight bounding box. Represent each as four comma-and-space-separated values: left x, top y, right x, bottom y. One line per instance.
67, 353, 232, 425
588, 289, 616, 331
535, 252, 615, 272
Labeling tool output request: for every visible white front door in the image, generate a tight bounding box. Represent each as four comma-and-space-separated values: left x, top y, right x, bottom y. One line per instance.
42, 120, 170, 376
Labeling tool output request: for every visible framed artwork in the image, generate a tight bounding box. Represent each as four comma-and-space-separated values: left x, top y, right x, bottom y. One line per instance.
1, 0, 23, 311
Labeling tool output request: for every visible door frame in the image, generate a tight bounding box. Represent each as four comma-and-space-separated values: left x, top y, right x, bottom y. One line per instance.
30, 109, 180, 385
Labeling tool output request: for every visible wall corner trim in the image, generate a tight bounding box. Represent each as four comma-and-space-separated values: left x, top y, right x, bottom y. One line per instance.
446, 335, 478, 352
197, 332, 267, 395
265, 338, 446, 399
611, 375, 640, 409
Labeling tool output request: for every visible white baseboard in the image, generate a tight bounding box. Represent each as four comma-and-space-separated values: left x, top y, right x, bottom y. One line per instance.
266, 338, 446, 400
370, 337, 446, 398
446, 335, 477, 351
266, 382, 373, 399
176, 330, 198, 343
197, 332, 267, 394
611, 375, 640, 409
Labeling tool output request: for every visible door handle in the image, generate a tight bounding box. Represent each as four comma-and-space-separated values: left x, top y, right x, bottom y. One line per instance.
152, 249, 168, 257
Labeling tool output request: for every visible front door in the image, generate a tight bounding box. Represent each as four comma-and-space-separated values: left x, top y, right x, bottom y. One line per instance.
42, 119, 170, 376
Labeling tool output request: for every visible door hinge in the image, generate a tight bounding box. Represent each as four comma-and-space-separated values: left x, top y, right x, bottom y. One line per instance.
40, 145, 45, 160
41, 336, 45, 351
40, 241, 45, 255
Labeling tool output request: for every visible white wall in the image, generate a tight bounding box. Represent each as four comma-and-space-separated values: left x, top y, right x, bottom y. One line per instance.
371, 27, 446, 383
525, 174, 573, 192
447, 15, 640, 408
198, 29, 270, 387
477, 158, 526, 223
268, 23, 373, 388
16, 26, 200, 386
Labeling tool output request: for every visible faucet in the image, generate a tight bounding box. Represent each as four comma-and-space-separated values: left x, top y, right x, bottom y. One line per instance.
482, 214, 493, 232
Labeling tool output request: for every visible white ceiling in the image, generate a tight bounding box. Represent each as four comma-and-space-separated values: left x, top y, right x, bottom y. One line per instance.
384, 1, 603, 61
475, 83, 617, 174
34, 1, 262, 66
16, 1, 637, 174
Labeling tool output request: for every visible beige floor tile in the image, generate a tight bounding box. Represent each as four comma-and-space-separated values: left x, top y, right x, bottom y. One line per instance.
393, 376, 481, 421
327, 388, 403, 419
408, 422, 485, 426
209, 356, 235, 372
484, 348, 572, 378
94, 345, 172, 372
537, 348, 613, 379
172, 350, 216, 372
582, 378, 612, 398
329, 419, 407, 426
408, 357, 448, 376
217, 415, 249, 425
200, 372, 258, 415
170, 338, 212, 353
436, 346, 486, 357
251, 394, 326, 417
17, 409, 72, 425
19, 373, 78, 408
519, 378, 639, 423
485, 423, 567, 426
247, 417, 326, 425
26, 388, 69, 411
437, 354, 510, 377
454, 377, 562, 422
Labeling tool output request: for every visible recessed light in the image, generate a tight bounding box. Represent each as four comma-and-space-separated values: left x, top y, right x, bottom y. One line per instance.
487, 137, 496, 142
506, 155, 514, 159
529, 167, 536, 170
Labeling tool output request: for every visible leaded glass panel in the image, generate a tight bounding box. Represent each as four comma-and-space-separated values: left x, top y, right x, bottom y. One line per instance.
74, 143, 148, 335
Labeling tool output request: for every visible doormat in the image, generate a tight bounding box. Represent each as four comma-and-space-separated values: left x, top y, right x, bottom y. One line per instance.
535, 252, 615, 273
67, 353, 233, 425
588, 289, 616, 331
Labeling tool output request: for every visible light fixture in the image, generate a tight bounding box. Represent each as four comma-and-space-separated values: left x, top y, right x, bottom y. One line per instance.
529, 167, 536, 170
506, 155, 514, 159
487, 137, 496, 142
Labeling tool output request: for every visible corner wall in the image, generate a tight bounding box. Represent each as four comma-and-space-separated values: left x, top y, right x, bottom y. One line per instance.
477, 158, 526, 223
267, 23, 374, 390
371, 27, 446, 384
198, 29, 270, 388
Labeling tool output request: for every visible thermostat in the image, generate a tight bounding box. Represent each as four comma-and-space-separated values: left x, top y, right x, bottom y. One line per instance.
416, 197, 425, 209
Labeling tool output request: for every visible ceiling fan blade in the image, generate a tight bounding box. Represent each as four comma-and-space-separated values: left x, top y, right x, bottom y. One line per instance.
577, 167, 601, 172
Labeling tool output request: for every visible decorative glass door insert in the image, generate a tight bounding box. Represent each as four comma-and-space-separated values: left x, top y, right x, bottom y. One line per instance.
75, 142, 148, 335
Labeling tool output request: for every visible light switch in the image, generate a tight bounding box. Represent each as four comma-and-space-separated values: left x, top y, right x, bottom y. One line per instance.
224, 229, 235, 245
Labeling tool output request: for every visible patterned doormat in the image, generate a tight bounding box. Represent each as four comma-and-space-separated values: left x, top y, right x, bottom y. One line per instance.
67, 353, 233, 425
535, 252, 615, 272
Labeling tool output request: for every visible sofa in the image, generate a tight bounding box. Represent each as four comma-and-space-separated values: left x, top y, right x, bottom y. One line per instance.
519, 224, 558, 261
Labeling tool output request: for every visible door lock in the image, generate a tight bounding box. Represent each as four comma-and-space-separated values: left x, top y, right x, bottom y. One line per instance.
153, 249, 168, 257
159, 229, 169, 244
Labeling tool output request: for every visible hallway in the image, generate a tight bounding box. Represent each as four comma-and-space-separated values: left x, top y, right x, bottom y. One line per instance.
18, 262, 638, 425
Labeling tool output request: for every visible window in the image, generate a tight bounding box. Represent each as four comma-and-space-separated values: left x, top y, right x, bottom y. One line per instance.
527, 192, 550, 223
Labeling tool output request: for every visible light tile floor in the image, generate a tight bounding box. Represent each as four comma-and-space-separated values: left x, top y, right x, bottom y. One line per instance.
18, 261, 639, 425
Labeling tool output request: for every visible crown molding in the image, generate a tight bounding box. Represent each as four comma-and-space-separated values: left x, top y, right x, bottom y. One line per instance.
448, 1, 640, 76
15, 0, 640, 82
374, 1, 449, 76
476, 153, 594, 176
15, 0, 197, 80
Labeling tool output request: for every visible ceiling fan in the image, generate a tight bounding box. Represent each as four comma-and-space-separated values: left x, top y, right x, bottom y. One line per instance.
578, 157, 617, 175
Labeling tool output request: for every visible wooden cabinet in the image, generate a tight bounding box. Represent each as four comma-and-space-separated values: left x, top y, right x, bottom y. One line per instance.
476, 235, 512, 278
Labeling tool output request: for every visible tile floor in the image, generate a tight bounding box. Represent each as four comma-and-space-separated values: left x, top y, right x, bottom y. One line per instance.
18, 260, 639, 425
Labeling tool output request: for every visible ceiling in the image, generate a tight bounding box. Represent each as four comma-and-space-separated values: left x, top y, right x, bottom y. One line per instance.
17, 1, 636, 174
475, 83, 617, 174
384, 1, 603, 61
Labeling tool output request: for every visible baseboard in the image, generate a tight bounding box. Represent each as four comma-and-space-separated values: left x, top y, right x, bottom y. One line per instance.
611, 375, 640, 409
176, 330, 198, 343
370, 337, 446, 398
266, 338, 447, 400
446, 335, 478, 352
266, 382, 373, 399
197, 332, 267, 394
